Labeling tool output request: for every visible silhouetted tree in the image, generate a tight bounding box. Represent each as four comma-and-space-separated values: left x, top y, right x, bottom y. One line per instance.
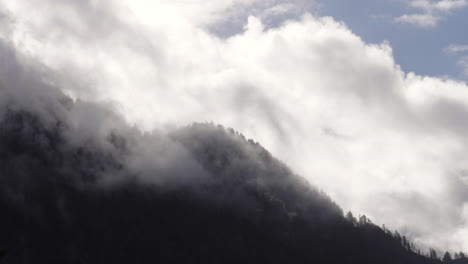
429, 248, 438, 260
394, 231, 402, 244
382, 224, 392, 236
460, 252, 467, 259
402, 236, 410, 250
443, 252, 452, 262
346, 211, 357, 226
359, 215, 371, 226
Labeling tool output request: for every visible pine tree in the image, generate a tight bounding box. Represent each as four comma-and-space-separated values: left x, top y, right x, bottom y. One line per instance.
443, 252, 452, 262
429, 248, 438, 260
346, 211, 357, 226
402, 236, 410, 250
394, 231, 402, 244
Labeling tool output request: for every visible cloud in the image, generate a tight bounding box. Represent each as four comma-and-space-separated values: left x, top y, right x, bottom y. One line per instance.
410, 0, 468, 12
395, 0, 467, 27
445, 44, 468, 53
444, 45, 468, 76
457, 56, 468, 76
3, 0, 468, 253
0, 35, 209, 189
394, 13, 440, 27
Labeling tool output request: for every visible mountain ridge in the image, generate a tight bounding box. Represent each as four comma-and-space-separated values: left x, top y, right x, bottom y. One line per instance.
0, 105, 466, 264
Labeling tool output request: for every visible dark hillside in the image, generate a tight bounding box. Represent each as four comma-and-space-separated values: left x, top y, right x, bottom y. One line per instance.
0, 106, 466, 264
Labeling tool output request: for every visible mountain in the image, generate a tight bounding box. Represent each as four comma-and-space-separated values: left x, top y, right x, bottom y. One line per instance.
0, 103, 466, 264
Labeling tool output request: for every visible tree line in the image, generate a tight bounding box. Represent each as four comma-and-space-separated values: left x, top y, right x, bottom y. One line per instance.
346, 211, 467, 263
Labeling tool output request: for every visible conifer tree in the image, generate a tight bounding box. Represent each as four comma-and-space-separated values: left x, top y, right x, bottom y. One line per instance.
443, 252, 452, 262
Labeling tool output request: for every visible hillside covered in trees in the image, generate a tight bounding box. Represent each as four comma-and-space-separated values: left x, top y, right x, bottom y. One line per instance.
0, 99, 467, 263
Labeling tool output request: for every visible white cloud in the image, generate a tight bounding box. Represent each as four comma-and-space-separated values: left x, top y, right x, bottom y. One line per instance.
259, 3, 299, 20
394, 13, 440, 27
410, 0, 468, 12
458, 56, 468, 76
444, 45, 468, 76
445, 44, 468, 53
396, 0, 467, 27
3, 0, 468, 253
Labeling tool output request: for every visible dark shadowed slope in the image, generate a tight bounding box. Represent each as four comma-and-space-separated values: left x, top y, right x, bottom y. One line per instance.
0, 104, 466, 264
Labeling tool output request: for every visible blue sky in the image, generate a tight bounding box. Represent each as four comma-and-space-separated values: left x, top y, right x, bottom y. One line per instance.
319, 0, 468, 80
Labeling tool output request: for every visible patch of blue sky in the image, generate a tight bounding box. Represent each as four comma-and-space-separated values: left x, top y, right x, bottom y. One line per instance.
318, 0, 468, 81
